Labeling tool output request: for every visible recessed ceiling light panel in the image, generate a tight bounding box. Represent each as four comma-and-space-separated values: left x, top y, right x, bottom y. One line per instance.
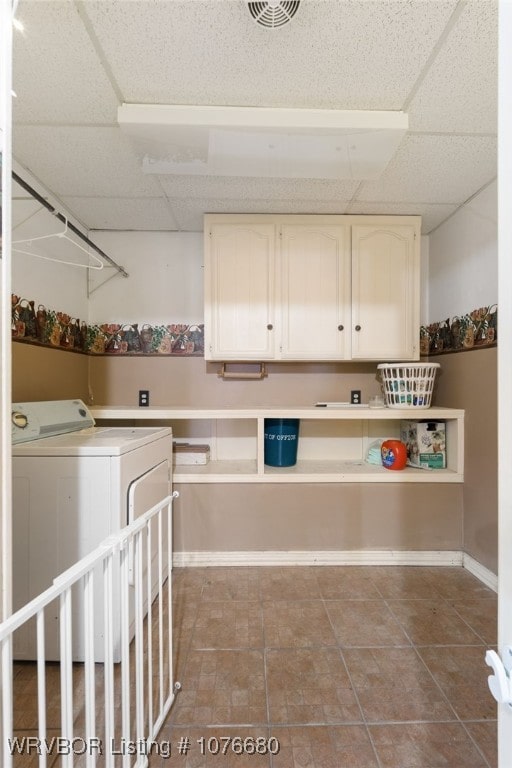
118, 104, 408, 181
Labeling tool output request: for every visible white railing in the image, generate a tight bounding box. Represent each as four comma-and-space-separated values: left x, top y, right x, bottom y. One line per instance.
0, 491, 180, 768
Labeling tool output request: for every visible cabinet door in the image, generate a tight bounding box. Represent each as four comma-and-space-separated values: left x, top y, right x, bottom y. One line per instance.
279, 224, 351, 360
351, 224, 420, 360
205, 223, 276, 360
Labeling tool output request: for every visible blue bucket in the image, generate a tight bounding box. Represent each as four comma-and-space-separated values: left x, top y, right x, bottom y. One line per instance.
264, 418, 300, 467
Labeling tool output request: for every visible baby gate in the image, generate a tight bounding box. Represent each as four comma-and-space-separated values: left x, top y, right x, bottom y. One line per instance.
0, 492, 180, 768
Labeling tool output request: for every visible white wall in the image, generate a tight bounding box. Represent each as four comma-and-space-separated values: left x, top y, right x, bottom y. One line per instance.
12, 251, 88, 321
88, 231, 203, 325
420, 235, 429, 326
1, 0, 14, 620
497, 0, 512, 757
428, 180, 497, 322
11, 194, 89, 320
89, 228, 432, 329
12, 201, 492, 333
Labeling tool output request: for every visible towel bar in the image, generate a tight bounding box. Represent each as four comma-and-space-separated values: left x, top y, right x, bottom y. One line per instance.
218, 362, 267, 380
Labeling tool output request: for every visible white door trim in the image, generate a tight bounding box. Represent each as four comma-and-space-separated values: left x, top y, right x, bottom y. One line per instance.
497, 1, 512, 762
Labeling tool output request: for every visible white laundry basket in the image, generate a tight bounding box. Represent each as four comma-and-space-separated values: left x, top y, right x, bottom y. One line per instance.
377, 363, 440, 409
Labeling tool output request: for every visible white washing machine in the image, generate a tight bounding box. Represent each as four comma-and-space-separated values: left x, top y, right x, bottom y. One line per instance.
11, 399, 173, 662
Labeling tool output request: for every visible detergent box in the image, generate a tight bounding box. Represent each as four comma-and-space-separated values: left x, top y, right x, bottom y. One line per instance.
400, 421, 446, 469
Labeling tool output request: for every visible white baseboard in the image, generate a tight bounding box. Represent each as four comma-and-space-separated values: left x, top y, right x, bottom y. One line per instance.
172, 550, 497, 592
173, 549, 463, 568
463, 552, 498, 592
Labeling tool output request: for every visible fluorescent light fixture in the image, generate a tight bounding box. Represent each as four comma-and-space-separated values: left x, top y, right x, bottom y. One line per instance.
118, 104, 408, 180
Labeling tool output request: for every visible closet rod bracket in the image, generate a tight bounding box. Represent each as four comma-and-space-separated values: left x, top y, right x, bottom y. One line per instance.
87, 268, 126, 296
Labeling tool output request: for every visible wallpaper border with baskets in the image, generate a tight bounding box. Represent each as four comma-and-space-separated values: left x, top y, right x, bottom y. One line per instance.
420, 304, 497, 356
11, 296, 204, 356
11, 295, 497, 359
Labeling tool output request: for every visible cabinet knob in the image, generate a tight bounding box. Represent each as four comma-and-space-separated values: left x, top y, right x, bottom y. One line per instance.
338, 325, 344, 331
355, 325, 361, 332
267, 324, 273, 331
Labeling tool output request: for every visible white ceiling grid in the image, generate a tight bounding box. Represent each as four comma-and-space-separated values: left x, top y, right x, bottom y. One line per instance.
11, 0, 498, 235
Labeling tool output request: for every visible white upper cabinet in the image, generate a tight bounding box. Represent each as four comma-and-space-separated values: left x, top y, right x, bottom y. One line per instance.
351, 223, 420, 361
279, 223, 351, 360
204, 221, 276, 360
204, 214, 421, 362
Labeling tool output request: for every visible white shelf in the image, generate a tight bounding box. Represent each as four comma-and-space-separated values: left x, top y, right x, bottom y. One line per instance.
263, 460, 461, 483
91, 406, 464, 485
174, 459, 257, 482
91, 405, 462, 420
174, 460, 462, 484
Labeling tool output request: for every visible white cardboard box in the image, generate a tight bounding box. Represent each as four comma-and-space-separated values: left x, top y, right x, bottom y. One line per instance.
400, 421, 446, 469
173, 443, 210, 465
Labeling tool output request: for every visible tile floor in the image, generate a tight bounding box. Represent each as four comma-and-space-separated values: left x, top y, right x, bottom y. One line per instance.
10, 565, 497, 767
151, 565, 498, 768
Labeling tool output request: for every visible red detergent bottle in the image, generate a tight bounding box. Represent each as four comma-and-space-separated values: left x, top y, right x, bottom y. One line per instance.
381, 439, 408, 470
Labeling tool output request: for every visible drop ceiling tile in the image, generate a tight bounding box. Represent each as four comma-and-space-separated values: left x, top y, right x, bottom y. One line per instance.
357, 134, 497, 205
11, 198, 44, 231
9, 0, 497, 234
158, 175, 359, 203
463, 179, 497, 223
168, 197, 352, 231
83, 0, 457, 109
11, 178, 44, 231
346, 201, 459, 234
166, 202, 203, 233
11, 181, 89, 238
60, 196, 179, 231
13, 126, 163, 198
12, 179, 33, 198
408, 0, 498, 133
13, 0, 119, 124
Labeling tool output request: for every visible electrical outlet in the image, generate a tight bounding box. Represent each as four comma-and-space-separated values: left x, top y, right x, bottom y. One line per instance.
139, 390, 149, 407
350, 389, 361, 405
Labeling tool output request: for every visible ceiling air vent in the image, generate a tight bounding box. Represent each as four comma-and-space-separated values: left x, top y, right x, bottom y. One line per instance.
246, 0, 301, 28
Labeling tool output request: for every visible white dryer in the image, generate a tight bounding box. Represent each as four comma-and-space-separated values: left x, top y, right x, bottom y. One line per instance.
11, 399, 173, 661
